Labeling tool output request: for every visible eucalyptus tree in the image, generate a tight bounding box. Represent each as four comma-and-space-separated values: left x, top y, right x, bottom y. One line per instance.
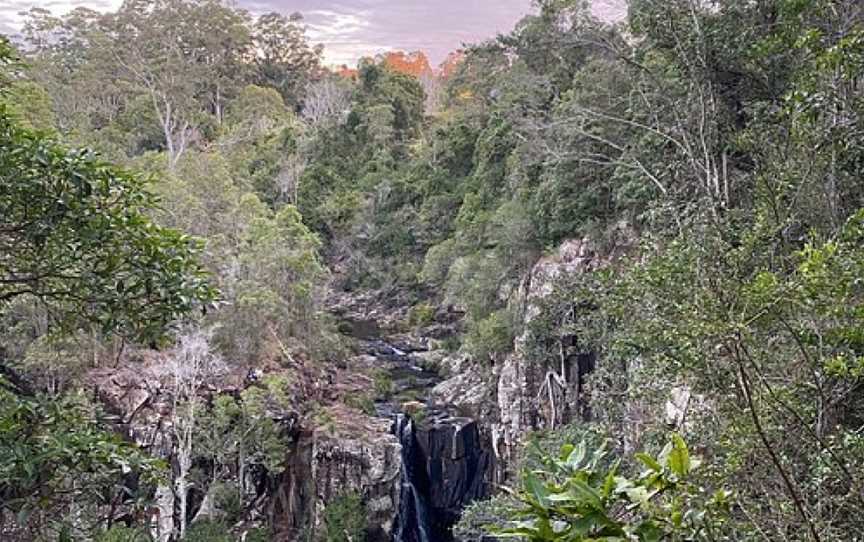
252, 12, 324, 108
105, 0, 218, 169
0, 38, 216, 535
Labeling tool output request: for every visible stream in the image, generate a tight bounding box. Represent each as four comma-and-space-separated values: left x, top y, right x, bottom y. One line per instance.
354, 335, 494, 542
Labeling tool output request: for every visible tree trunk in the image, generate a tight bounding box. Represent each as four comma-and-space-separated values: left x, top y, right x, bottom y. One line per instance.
176, 450, 190, 539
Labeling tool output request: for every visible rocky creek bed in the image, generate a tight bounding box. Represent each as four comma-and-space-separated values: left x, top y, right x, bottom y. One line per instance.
89, 239, 600, 541
348, 325, 496, 542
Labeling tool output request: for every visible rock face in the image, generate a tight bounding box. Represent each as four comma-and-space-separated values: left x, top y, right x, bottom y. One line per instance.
434, 238, 608, 481
91, 359, 406, 541
90, 364, 177, 457
395, 411, 495, 542
270, 408, 403, 542
88, 327, 496, 542
416, 413, 495, 528
90, 361, 285, 539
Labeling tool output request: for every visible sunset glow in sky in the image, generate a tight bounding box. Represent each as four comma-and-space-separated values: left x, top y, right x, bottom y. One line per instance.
0, 0, 538, 66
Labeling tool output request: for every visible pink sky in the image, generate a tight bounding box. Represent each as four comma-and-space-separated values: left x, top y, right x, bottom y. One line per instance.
1, 0, 534, 66
1, 1, 626, 66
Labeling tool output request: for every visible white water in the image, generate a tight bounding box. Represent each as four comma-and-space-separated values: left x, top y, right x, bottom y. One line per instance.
394, 414, 432, 542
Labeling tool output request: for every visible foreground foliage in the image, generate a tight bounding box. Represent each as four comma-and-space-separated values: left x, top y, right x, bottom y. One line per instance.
0, 38, 212, 537
3, 0, 864, 539
0, 383, 163, 536
498, 434, 730, 541
0, 104, 214, 341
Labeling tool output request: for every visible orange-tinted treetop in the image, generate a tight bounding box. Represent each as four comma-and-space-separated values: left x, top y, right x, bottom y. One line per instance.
379, 51, 433, 78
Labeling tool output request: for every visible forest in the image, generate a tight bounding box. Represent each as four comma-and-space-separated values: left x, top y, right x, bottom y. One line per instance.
1, 0, 863, 541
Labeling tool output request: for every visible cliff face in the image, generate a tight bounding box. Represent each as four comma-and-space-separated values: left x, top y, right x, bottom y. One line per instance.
89, 323, 497, 541
92, 363, 292, 540
434, 238, 609, 481
92, 362, 403, 540
270, 409, 403, 542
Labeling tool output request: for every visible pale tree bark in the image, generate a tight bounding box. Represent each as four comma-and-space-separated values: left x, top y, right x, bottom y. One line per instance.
151, 328, 225, 540
276, 153, 307, 205
301, 78, 351, 127
150, 92, 195, 171
419, 71, 442, 115
108, 1, 207, 172
532, 0, 731, 221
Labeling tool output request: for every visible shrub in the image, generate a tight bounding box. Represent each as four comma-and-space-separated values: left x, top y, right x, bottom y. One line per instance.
492, 434, 731, 541
244, 527, 273, 542
408, 303, 436, 327
420, 239, 459, 286
344, 393, 376, 415
454, 495, 518, 542
185, 520, 233, 542
372, 370, 395, 399
94, 526, 152, 542
321, 492, 367, 542
212, 481, 243, 524
464, 309, 515, 364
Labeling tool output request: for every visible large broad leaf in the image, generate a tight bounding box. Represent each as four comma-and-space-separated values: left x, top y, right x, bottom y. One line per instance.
569, 510, 607, 537
569, 478, 604, 509
525, 471, 552, 510
601, 464, 618, 498
634, 519, 664, 542
565, 440, 587, 469
624, 485, 652, 507
667, 433, 691, 476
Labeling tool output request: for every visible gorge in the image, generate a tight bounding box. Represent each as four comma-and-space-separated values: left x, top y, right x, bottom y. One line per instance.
3, 0, 864, 540
86, 237, 599, 541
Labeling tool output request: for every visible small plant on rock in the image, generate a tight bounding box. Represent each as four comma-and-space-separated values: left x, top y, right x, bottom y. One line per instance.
408, 303, 436, 327
321, 492, 367, 542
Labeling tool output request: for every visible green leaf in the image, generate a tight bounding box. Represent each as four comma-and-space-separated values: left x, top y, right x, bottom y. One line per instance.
667, 433, 690, 476
624, 485, 652, 506
635, 519, 664, 542
602, 466, 617, 498
565, 440, 587, 469
569, 478, 603, 509
635, 453, 662, 472
525, 471, 551, 509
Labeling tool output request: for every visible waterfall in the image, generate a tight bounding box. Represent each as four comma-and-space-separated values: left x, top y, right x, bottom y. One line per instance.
393, 414, 433, 542
357, 335, 492, 542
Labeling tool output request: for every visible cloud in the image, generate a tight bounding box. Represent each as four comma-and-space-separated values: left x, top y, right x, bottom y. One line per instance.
303, 9, 390, 66
247, 0, 535, 67
0, 0, 538, 67
0, 0, 121, 36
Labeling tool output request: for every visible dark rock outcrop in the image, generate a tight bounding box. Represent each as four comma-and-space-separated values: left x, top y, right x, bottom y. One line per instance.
271, 410, 403, 542
395, 411, 495, 542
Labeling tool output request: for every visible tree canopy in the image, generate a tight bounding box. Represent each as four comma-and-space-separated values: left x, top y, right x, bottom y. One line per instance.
3, 0, 864, 539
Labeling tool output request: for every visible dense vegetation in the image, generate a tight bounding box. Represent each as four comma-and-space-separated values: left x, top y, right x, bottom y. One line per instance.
1, 0, 863, 540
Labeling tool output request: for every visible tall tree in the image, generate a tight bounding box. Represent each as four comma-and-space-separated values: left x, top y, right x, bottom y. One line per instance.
105, 0, 212, 169
0, 38, 215, 534
150, 328, 225, 539
252, 12, 323, 108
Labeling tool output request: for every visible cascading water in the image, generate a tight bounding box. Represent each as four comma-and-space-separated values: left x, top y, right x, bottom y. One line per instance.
353, 333, 493, 542
393, 415, 433, 542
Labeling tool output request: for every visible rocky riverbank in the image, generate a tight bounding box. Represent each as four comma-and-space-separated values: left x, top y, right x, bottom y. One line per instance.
86, 237, 607, 541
